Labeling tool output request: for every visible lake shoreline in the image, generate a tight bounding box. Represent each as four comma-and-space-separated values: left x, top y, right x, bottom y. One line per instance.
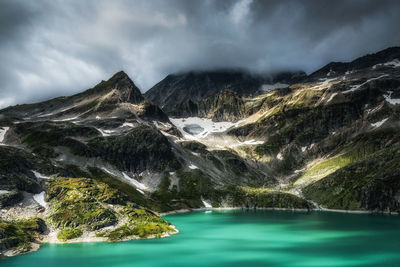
159, 206, 400, 216
2, 206, 398, 259
4, 208, 400, 267
1, 225, 179, 258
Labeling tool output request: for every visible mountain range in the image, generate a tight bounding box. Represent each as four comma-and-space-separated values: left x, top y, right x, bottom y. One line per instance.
1, 46, 400, 256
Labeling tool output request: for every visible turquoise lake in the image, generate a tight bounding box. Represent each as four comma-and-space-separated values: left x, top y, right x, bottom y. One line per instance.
2, 210, 400, 266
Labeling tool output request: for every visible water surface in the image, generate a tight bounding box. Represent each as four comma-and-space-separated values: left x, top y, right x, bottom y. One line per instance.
3, 210, 400, 266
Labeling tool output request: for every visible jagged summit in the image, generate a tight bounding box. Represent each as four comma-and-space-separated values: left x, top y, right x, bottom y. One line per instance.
90, 71, 144, 104
309, 46, 400, 80
144, 69, 305, 116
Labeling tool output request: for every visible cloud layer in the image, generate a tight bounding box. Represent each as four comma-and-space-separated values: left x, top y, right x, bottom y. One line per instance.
0, 0, 400, 108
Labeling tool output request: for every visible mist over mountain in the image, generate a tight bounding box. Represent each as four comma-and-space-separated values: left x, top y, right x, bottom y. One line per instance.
1, 0, 400, 108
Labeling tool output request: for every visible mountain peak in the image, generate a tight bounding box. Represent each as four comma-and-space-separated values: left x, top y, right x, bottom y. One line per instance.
97, 71, 144, 104
110, 70, 131, 81
144, 69, 304, 116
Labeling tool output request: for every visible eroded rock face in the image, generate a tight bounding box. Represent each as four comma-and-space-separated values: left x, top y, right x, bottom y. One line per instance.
197, 90, 247, 122
303, 144, 400, 212
86, 125, 177, 173
145, 69, 305, 117
0, 191, 23, 208
0, 146, 48, 194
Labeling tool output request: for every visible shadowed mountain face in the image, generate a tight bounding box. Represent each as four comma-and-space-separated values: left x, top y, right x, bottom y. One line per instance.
1, 46, 400, 255
308, 47, 400, 80
144, 69, 306, 117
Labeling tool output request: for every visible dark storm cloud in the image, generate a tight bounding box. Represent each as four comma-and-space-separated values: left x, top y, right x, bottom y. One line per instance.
0, 0, 399, 108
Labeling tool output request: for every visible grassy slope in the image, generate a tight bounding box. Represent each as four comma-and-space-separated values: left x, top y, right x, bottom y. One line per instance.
46, 177, 175, 241
303, 143, 400, 211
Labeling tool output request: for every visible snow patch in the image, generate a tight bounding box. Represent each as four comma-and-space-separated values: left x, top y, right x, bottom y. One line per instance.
383, 59, 400, 67
102, 168, 146, 194
0, 127, 9, 143
294, 168, 305, 174
277, 153, 283, 160
170, 117, 236, 139
321, 77, 337, 85
384, 91, 400, 105
37, 112, 54, 118
327, 93, 338, 103
33, 191, 46, 207
101, 167, 115, 176
240, 139, 264, 145
202, 199, 212, 208
96, 128, 114, 137
371, 118, 388, 128
261, 83, 289, 92
372, 59, 400, 69
53, 115, 80, 122
343, 75, 388, 94
301, 146, 307, 152
32, 170, 52, 179
0, 190, 10, 195
136, 189, 145, 194
122, 172, 148, 191
188, 164, 198, 170
345, 70, 353, 75
121, 122, 135, 128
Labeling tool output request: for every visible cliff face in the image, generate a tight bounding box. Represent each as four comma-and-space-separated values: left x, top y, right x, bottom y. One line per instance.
144, 69, 306, 118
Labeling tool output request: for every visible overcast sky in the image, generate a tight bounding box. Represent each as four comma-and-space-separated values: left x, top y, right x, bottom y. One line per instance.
0, 0, 400, 108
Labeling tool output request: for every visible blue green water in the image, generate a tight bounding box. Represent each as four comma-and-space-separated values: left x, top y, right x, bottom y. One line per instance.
2, 210, 400, 266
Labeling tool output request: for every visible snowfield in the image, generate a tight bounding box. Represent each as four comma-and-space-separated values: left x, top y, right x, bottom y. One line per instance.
170, 117, 238, 139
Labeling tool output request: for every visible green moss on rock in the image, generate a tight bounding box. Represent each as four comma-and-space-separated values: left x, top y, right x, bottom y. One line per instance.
0, 217, 46, 254
46, 177, 175, 242
57, 228, 83, 241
